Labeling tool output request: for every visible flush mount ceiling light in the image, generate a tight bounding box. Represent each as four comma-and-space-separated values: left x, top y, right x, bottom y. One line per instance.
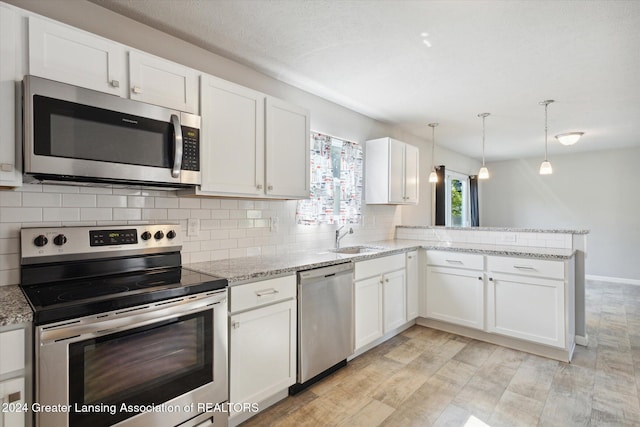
539, 100, 554, 175
477, 113, 490, 180
428, 123, 438, 183
555, 132, 584, 146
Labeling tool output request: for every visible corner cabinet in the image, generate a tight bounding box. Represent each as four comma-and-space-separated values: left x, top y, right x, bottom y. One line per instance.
228, 275, 296, 425
192, 75, 310, 199
425, 251, 484, 330
365, 137, 419, 205
354, 254, 406, 351
0, 4, 22, 187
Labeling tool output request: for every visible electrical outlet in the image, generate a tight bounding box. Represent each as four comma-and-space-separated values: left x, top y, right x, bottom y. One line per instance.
499, 233, 517, 243
187, 218, 200, 237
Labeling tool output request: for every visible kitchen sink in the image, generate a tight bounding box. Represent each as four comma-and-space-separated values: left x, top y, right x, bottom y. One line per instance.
329, 245, 385, 254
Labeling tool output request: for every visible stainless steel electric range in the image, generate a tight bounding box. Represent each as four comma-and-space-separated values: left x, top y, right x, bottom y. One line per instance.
20, 224, 228, 427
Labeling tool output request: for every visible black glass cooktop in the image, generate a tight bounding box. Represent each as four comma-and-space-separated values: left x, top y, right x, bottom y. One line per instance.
21, 267, 227, 325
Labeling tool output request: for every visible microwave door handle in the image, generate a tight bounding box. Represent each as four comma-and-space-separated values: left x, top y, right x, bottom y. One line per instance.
171, 114, 183, 178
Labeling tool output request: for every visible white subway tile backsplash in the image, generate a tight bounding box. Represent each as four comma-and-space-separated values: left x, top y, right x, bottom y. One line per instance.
1, 207, 43, 223
97, 195, 127, 208
0, 191, 21, 206
80, 208, 112, 221
22, 193, 62, 207
43, 184, 80, 194
220, 200, 238, 209
155, 197, 180, 209
0, 238, 19, 255
190, 210, 211, 219
142, 209, 168, 220
179, 198, 201, 209
128, 196, 154, 208
43, 208, 81, 222
113, 208, 142, 221
200, 199, 221, 209
63, 194, 96, 208
80, 187, 113, 195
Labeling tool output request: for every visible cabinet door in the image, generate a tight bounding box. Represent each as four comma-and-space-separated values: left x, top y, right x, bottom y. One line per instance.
28, 16, 126, 96
200, 75, 265, 196
406, 251, 419, 321
0, 377, 25, 427
129, 51, 198, 113
229, 299, 296, 411
265, 97, 310, 199
0, 4, 21, 186
388, 139, 405, 203
354, 276, 383, 350
383, 269, 406, 332
404, 143, 419, 204
426, 266, 484, 330
487, 273, 565, 348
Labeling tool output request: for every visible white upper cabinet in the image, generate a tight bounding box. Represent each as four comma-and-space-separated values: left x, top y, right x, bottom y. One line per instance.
28, 16, 199, 112
199, 75, 265, 197
365, 137, 419, 205
0, 4, 21, 186
128, 51, 198, 113
265, 97, 310, 199
194, 76, 310, 200
28, 16, 127, 97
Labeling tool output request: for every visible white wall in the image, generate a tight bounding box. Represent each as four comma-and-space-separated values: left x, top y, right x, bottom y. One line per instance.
480, 146, 640, 281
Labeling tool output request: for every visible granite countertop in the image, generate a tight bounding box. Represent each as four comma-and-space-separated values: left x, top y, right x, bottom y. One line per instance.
397, 225, 590, 234
186, 239, 575, 285
0, 285, 32, 327
1, 239, 576, 327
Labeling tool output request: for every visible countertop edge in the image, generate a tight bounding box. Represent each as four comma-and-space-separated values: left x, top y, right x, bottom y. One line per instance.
397, 225, 590, 235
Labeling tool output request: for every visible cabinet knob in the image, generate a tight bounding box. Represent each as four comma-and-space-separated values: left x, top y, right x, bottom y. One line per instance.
110, 79, 120, 88
408, 256, 413, 259
256, 184, 263, 190
132, 86, 143, 94
489, 277, 494, 281
385, 278, 389, 282
267, 184, 273, 191
232, 322, 240, 329
478, 276, 482, 280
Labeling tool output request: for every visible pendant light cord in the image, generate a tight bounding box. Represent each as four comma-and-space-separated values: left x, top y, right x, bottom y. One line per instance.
428, 123, 438, 171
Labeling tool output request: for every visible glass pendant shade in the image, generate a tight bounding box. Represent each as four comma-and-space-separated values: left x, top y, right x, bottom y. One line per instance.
478, 166, 489, 179
555, 132, 583, 145
428, 171, 438, 183
477, 113, 490, 180
539, 160, 553, 175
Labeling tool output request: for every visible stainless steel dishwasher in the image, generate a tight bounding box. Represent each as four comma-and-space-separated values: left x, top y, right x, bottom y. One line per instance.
290, 262, 354, 394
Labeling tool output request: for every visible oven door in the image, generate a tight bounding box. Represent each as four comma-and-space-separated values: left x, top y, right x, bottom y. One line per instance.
35, 290, 227, 427
23, 75, 201, 187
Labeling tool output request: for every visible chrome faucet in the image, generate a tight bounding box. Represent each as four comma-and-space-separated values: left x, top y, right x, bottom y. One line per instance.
335, 225, 354, 249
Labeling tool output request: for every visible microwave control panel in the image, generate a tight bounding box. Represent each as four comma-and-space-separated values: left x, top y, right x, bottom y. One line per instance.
182, 127, 200, 171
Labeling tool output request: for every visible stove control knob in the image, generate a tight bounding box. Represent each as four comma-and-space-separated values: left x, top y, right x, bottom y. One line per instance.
34, 235, 48, 247
141, 231, 152, 241
154, 230, 165, 240
53, 234, 67, 246
166, 230, 176, 240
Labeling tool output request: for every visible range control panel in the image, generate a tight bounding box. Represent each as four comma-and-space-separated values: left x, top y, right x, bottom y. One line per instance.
21, 224, 182, 264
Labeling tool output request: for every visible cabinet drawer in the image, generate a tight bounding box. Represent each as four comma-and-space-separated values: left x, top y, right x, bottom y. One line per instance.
487, 256, 565, 280
0, 328, 24, 375
427, 250, 483, 271
355, 254, 404, 280
230, 275, 296, 313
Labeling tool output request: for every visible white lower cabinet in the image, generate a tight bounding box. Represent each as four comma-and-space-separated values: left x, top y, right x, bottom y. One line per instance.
0, 325, 27, 427
426, 251, 484, 330
354, 254, 406, 351
487, 256, 570, 348
228, 275, 296, 422
405, 251, 419, 321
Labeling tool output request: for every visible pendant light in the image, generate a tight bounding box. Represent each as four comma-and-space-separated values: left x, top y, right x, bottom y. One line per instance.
477, 113, 490, 179
539, 100, 554, 175
428, 123, 438, 183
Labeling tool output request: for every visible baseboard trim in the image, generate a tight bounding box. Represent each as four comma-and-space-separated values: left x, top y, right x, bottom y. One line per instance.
575, 334, 589, 346
586, 274, 640, 286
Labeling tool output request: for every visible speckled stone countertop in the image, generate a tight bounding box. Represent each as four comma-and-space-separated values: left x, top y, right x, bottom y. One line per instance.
0, 285, 32, 327
397, 225, 590, 234
187, 239, 575, 285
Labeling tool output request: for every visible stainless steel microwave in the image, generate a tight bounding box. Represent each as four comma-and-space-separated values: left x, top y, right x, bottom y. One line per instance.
22, 75, 201, 188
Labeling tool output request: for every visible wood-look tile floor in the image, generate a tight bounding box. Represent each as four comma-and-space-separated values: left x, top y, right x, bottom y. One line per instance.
240, 281, 640, 426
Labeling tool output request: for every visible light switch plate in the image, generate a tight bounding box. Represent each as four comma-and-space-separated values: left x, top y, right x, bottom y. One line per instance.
187, 218, 200, 237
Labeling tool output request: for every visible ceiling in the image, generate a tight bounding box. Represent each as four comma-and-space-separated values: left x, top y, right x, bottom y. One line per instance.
89, 0, 640, 162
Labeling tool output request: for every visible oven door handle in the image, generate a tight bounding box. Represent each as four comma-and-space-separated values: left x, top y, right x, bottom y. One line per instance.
171, 114, 183, 178
39, 294, 226, 345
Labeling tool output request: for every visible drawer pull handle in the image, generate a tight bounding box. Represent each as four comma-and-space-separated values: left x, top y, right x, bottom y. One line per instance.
446, 259, 463, 264
255, 289, 279, 297
478, 276, 482, 280
8, 391, 21, 403
132, 86, 143, 94
514, 265, 537, 271
232, 322, 240, 329
110, 79, 120, 88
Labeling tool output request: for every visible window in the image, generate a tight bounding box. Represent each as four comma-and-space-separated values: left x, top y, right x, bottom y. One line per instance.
296, 132, 363, 225
445, 170, 470, 227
